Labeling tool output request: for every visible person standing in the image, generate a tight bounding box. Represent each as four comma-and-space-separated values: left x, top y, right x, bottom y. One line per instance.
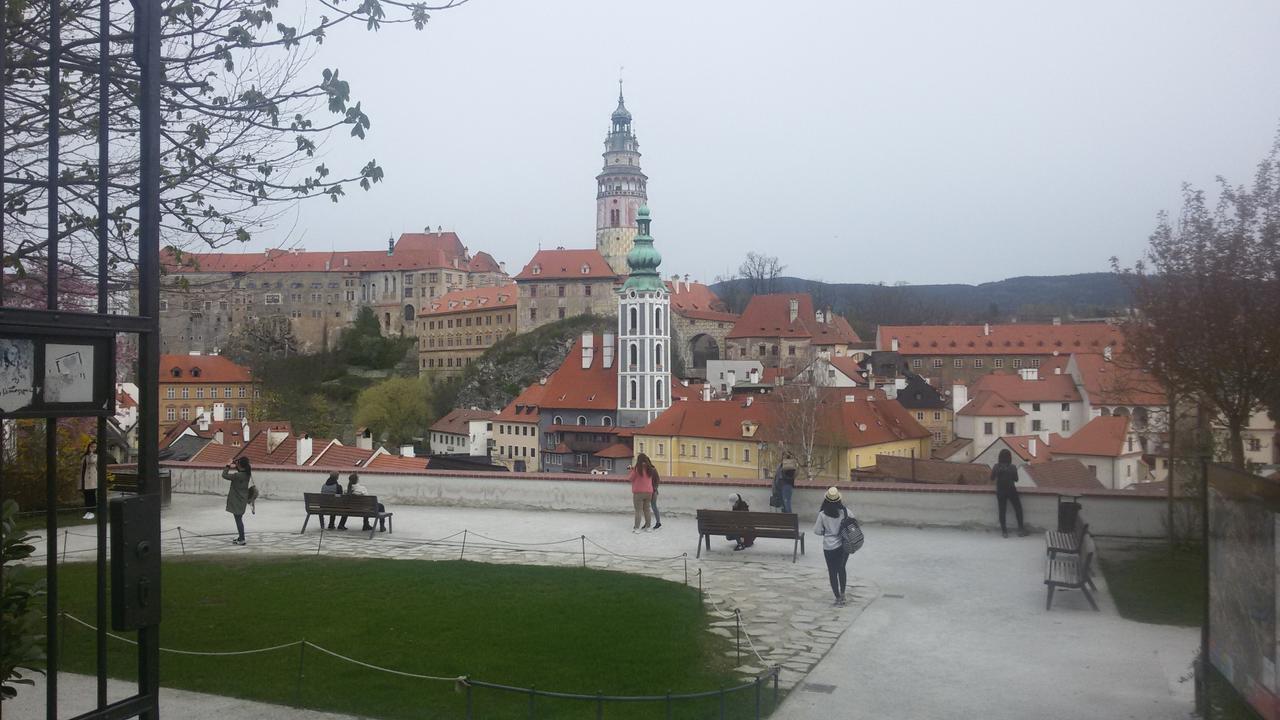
79, 440, 99, 520
812, 487, 851, 606
650, 463, 663, 530
775, 453, 798, 513
629, 454, 656, 533
320, 472, 343, 530
991, 449, 1028, 538
222, 457, 252, 545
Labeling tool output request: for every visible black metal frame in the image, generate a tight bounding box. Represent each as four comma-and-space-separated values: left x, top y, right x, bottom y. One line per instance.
0, 0, 162, 717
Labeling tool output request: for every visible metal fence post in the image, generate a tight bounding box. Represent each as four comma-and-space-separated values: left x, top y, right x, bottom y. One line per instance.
773, 668, 779, 706
460, 529, 468, 560
683, 554, 687, 585
293, 640, 307, 707
62, 528, 69, 563
596, 692, 604, 719
529, 685, 536, 719
719, 686, 726, 719
755, 676, 762, 719
735, 610, 741, 666
581, 535, 586, 567
177, 526, 186, 556
666, 691, 672, 720
465, 682, 473, 719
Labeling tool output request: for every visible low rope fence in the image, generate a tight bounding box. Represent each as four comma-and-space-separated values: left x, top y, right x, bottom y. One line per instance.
59, 611, 781, 719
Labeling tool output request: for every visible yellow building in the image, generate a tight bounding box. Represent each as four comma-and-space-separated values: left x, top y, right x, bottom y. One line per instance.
634, 389, 932, 482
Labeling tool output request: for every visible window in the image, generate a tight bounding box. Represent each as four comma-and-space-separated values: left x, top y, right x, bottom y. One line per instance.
165, 406, 175, 421
916, 412, 924, 420
722, 447, 730, 460
1061, 419, 1070, 432
584, 285, 592, 297
238, 386, 246, 398
1012, 359, 1023, 368
1004, 422, 1015, 435
953, 358, 963, 368
181, 387, 189, 399
577, 416, 587, 426
166, 387, 175, 399
934, 411, 942, 421
264, 293, 281, 304
983, 422, 994, 435
912, 359, 922, 368
553, 415, 563, 425
1061, 403, 1070, 411
530, 308, 537, 322
743, 448, 751, 462
654, 309, 661, 333
196, 387, 204, 399
238, 406, 247, 420
771, 345, 779, 356
602, 417, 613, 427
658, 443, 665, 456
1249, 438, 1262, 452
704, 445, 712, 459
932, 358, 943, 368
974, 359, 984, 368
680, 444, 687, 456
788, 346, 796, 356
994, 358, 1004, 368
1031, 420, 1042, 432
1029, 359, 1041, 368
1032, 402, 1041, 412
224, 388, 233, 398
180, 407, 190, 420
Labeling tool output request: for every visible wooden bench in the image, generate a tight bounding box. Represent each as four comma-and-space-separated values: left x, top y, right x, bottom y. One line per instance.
695, 510, 805, 563
1045, 548, 1099, 611
1046, 517, 1089, 559
300, 493, 393, 539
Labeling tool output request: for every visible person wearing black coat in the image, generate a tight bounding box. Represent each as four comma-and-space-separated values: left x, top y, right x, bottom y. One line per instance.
991, 449, 1028, 538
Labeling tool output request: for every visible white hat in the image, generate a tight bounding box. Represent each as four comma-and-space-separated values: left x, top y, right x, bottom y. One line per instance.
825, 487, 842, 502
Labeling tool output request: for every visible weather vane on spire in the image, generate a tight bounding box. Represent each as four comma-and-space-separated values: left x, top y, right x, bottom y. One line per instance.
618, 65, 624, 99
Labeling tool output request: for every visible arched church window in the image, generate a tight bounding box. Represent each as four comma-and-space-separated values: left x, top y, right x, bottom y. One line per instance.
655, 343, 663, 366
654, 308, 661, 332
655, 380, 663, 404
629, 343, 638, 367
629, 307, 637, 332
629, 380, 637, 405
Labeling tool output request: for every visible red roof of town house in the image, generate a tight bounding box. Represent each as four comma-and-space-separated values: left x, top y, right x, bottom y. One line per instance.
1070, 353, 1166, 407
116, 389, 138, 409
160, 354, 254, 384
871, 455, 992, 484
1025, 459, 1106, 490
876, 323, 1124, 356
1050, 416, 1134, 458
825, 357, 868, 385
957, 390, 1027, 417
970, 372, 1081, 404
821, 388, 932, 447
638, 398, 774, 442
932, 436, 973, 460
310, 443, 376, 468
594, 443, 634, 459
419, 284, 516, 317
189, 442, 239, 465
666, 281, 739, 322
727, 294, 861, 345
513, 249, 618, 281
467, 251, 503, 274
538, 334, 619, 411
430, 408, 499, 436
981, 435, 1053, 464
365, 453, 429, 471
161, 232, 487, 275
496, 382, 547, 423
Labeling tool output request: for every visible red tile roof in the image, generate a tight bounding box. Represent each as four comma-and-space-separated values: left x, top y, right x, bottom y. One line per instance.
467, 251, 503, 274
971, 372, 1081, 404
116, 388, 138, 408
932, 437, 972, 460
1071, 353, 1166, 406
1050, 416, 1134, 458
637, 398, 773, 442
825, 357, 867, 385
310, 443, 376, 468
365, 454, 429, 471
190, 442, 238, 465
513, 249, 618, 281
419, 283, 516, 317
1025, 459, 1106, 490
727, 294, 861, 344
877, 323, 1124, 356
430, 408, 498, 435
594, 442, 634, 459
957, 390, 1027, 417
162, 233, 481, 275
821, 388, 932, 447
496, 382, 547, 423
160, 354, 254, 384
538, 334, 619, 411
872, 455, 992, 484
667, 281, 738, 322
983, 434, 1053, 464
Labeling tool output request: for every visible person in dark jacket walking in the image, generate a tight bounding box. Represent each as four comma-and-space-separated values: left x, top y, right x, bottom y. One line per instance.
774, 454, 798, 513
991, 449, 1028, 538
320, 472, 343, 529
222, 457, 252, 545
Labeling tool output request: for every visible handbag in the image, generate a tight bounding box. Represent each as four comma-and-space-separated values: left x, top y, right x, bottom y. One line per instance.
840, 511, 864, 555
246, 478, 259, 513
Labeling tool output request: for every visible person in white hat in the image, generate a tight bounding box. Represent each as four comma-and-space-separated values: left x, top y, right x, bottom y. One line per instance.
813, 486, 852, 605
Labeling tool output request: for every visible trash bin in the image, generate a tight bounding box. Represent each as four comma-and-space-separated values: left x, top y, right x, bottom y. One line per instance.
1056, 494, 1081, 532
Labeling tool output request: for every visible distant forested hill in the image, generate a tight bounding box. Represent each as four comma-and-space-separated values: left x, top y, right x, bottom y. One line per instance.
710, 273, 1130, 338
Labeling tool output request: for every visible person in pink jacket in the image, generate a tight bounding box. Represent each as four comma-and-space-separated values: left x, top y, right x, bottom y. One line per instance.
629, 453, 657, 534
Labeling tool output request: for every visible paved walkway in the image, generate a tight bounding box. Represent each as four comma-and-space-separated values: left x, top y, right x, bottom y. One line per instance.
17, 493, 1197, 719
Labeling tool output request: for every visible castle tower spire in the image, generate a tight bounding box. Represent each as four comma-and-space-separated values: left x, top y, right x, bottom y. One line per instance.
617, 206, 670, 428
596, 83, 647, 276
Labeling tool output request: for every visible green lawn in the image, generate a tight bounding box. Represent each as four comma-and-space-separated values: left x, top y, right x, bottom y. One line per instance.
1097, 541, 1204, 627
53, 557, 772, 719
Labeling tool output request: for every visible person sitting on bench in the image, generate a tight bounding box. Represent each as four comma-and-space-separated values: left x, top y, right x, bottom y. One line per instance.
345, 473, 388, 533
727, 493, 755, 551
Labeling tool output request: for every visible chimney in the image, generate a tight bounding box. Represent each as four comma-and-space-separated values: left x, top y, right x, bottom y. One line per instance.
869, 375, 876, 390
701, 385, 711, 401
683, 274, 690, 292
1054, 367, 1062, 375
891, 338, 899, 352
324, 259, 331, 272
1052, 316, 1061, 326
581, 332, 595, 369
952, 383, 969, 414
745, 395, 754, 407
1028, 437, 1037, 458
984, 323, 991, 336
727, 370, 737, 387
387, 238, 394, 255
242, 420, 251, 443
196, 408, 209, 432
357, 428, 373, 451
213, 429, 224, 445
748, 367, 760, 384
499, 261, 506, 273
602, 332, 615, 369
788, 298, 799, 323
213, 402, 225, 422
539, 376, 547, 385
400, 444, 415, 458
296, 434, 314, 465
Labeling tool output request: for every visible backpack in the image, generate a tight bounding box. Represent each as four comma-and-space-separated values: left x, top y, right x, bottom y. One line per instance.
840, 510, 864, 555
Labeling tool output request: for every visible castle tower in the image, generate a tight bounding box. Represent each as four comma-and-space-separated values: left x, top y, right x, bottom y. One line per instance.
596, 82, 648, 275
617, 207, 670, 428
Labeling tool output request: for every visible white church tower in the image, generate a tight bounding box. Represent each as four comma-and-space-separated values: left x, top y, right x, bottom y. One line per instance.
616, 206, 670, 428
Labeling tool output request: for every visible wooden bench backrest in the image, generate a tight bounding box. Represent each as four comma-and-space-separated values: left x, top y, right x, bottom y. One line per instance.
696, 509, 799, 534
303, 492, 378, 513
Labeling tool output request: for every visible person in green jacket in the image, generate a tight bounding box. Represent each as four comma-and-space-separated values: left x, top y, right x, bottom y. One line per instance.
222, 457, 252, 545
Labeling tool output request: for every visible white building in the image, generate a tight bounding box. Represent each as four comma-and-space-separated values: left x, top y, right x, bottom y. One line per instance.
616, 206, 671, 428
428, 408, 497, 456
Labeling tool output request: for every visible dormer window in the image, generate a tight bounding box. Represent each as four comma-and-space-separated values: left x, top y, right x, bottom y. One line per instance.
581, 264, 590, 274
190, 367, 201, 378
170, 367, 182, 378
532, 265, 542, 275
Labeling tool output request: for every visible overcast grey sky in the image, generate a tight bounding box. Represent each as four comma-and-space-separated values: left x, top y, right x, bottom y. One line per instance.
258, 0, 1280, 285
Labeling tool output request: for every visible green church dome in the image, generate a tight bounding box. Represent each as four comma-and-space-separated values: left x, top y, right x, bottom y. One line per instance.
622, 206, 665, 294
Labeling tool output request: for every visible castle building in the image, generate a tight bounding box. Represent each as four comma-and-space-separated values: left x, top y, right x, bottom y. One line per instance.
616, 207, 671, 428
416, 283, 517, 376
596, 83, 648, 276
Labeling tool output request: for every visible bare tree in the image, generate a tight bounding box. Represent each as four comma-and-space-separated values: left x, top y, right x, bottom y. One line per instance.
738, 252, 786, 297
770, 351, 838, 481
1115, 129, 1280, 469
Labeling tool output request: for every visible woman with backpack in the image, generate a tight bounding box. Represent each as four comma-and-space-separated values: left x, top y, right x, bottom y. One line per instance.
812, 487, 853, 606
221, 457, 253, 545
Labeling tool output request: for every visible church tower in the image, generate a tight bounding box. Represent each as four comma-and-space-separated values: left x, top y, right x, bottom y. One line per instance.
617, 206, 670, 428
596, 82, 648, 276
